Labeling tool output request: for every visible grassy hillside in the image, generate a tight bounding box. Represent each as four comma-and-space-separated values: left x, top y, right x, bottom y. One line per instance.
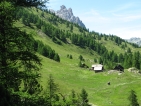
41, 58, 141, 106
15, 7, 141, 106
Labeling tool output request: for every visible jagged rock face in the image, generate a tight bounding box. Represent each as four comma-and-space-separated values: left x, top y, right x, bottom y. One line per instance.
127, 37, 141, 46
51, 5, 85, 28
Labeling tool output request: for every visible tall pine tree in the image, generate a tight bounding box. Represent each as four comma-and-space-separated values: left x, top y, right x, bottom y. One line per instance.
0, 0, 48, 105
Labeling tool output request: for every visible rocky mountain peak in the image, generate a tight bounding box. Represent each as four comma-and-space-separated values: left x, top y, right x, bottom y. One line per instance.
60, 5, 66, 10
68, 8, 73, 15
50, 5, 85, 28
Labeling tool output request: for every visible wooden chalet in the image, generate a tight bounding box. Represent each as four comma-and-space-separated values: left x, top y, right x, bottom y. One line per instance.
91, 64, 104, 73
114, 65, 124, 72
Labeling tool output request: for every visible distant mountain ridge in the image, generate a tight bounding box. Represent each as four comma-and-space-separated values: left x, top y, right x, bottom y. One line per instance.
127, 37, 141, 46
50, 5, 86, 28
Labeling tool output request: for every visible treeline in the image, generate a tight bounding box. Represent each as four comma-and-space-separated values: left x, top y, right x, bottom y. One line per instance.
32, 40, 60, 62
99, 50, 141, 70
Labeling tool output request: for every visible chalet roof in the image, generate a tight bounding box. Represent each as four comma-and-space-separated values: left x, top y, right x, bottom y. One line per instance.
92, 64, 103, 68
92, 64, 103, 71
94, 66, 103, 71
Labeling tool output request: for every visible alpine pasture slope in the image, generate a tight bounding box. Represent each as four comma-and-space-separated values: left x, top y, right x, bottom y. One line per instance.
15, 7, 141, 106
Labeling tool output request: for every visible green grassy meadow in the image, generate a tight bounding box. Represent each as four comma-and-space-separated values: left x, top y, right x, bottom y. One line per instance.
40, 53, 141, 106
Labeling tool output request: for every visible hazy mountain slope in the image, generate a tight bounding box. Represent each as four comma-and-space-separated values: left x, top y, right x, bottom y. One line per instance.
127, 37, 141, 46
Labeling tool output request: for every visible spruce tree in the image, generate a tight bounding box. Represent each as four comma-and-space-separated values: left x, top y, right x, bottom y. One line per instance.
128, 90, 139, 106
80, 88, 89, 106
133, 51, 140, 69
79, 55, 83, 61
78, 61, 82, 67
0, 1, 41, 90
70, 89, 79, 105
47, 74, 59, 106
70, 24, 73, 32
0, 0, 48, 104
54, 53, 60, 62
70, 54, 73, 59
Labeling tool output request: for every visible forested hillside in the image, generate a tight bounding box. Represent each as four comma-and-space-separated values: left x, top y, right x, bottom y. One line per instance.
1, 0, 141, 106
15, 7, 141, 70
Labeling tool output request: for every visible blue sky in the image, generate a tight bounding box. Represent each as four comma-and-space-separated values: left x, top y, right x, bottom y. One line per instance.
48, 0, 141, 39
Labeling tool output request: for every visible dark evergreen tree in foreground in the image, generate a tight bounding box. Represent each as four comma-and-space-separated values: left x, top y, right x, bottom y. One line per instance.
0, 0, 48, 105
0, 0, 41, 90
0, 84, 12, 106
